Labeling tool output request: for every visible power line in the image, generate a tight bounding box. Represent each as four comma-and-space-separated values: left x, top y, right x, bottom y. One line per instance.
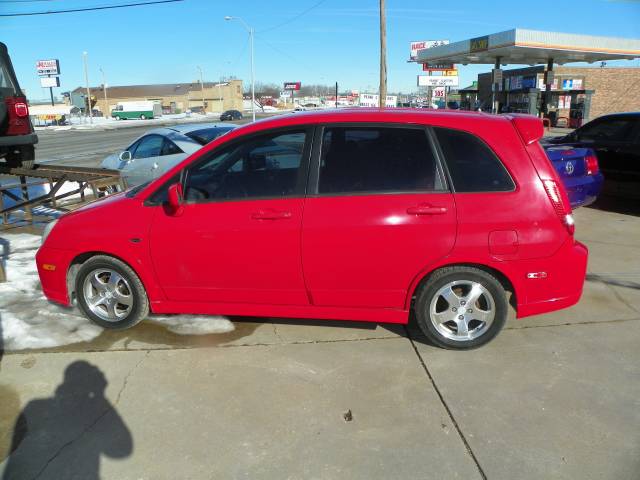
0, 0, 183, 16
0, 1, 59, 4
258, 0, 329, 34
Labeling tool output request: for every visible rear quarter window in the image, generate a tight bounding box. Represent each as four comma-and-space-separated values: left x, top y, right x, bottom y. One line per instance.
434, 127, 515, 192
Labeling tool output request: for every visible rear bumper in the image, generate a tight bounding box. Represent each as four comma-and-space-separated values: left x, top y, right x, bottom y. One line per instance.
516, 238, 588, 318
0, 133, 38, 147
564, 173, 604, 208
35, 245, 74, 306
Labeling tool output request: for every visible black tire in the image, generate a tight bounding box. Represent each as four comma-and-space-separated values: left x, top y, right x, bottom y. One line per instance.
140, 114, 146, 120
75, 255, 149, 330
6, 145, 35, 169
413, 266, 508, 350
115, 115, 121, 121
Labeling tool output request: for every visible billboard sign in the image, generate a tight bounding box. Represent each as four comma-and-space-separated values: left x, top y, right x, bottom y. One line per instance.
417, 75, 459, 87
40, 77, 60, 88
36, 59, 60, 76
284, 82, 301, 90
410, 40, 449, 61
359, 93, 397, 108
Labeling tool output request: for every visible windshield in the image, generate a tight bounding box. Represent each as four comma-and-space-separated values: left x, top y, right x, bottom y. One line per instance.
125, 180, 152, 198
185, 127, 235, 146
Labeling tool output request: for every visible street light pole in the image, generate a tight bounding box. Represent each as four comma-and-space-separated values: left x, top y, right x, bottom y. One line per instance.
225, 16, 255, 122
197, 66, 206, 113
83, 51, 93, 124
100, 67, 108, 118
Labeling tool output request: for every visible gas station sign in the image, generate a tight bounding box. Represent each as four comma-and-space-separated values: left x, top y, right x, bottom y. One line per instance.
410, 40, 449, 61
422, 62, 454, 71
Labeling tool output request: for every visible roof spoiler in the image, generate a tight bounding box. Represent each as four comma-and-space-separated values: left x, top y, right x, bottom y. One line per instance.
505, 114, 544, 146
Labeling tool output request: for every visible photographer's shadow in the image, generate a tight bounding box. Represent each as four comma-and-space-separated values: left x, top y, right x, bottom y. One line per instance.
2, 361, 132, 479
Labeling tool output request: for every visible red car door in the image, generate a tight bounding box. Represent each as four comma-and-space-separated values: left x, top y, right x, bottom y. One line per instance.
301, 125, 457, 309
148, 128, 312, 306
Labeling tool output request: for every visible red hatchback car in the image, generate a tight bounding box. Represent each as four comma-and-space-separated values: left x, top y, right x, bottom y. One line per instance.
37, 109, 587, 349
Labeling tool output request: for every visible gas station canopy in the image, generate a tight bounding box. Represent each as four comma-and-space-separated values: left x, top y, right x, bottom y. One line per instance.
416, 29, 640, 65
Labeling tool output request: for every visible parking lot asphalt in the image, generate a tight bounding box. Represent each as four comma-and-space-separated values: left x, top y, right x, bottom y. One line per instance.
1, 201, 639, 479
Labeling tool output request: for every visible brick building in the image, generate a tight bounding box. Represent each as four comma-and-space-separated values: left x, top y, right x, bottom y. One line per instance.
71, 80, 244, 116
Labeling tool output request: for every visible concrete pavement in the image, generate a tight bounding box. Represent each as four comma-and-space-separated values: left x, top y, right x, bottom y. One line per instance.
1, 202, 639, 479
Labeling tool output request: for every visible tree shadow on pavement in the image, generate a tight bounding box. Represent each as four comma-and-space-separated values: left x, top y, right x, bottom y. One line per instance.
1, 361, 133, 480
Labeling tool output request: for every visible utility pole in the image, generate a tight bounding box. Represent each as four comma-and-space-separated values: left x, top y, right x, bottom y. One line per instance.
378, 0, 387, 108
83, 51, 93, 124
100, 67, 108, 118
197, 66, 206, 112
225, 16, 256, 122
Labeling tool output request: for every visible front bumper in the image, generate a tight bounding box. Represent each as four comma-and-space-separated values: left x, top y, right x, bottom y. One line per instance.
516, 238, 588, 318
35, 245, 74, 306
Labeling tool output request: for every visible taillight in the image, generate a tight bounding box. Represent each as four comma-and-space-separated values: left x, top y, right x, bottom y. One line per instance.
14, 102, 29, 117
4, 97, 31, 135
542, 179, 575, 235
585, 154, 599, 175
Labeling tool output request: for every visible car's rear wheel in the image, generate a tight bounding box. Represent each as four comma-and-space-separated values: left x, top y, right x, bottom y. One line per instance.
5, 145, 35, 169
413, 266, 508, 350
76, 255, 149, 329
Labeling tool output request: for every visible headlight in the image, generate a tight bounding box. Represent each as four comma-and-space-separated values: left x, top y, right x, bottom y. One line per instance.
42, 219, 58, 244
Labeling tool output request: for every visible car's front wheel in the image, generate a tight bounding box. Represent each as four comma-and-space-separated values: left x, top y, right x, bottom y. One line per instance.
413, 266, 508, 349
76, 255, 149, 329
140, 114, 146, 120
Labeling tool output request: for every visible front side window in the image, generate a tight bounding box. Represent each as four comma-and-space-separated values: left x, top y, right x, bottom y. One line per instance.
318, 126, 444, 194
184, 130, 307, 202
133, 135, 164, 159
434, 127, 514, 193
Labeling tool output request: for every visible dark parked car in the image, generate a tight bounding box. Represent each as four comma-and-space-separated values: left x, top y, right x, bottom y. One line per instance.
0, 42, 37, 169
543, 112, 640, 198
220, 109, 243, 121
543, 146, 603, 208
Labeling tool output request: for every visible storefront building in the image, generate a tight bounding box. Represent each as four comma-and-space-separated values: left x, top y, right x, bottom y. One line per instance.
477, 66, 640, 126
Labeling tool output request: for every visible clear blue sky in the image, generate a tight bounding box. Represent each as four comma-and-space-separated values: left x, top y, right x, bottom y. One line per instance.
3, 0, 640, 101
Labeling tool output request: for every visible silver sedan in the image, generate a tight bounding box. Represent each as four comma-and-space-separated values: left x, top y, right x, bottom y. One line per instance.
101, 123, 236, 187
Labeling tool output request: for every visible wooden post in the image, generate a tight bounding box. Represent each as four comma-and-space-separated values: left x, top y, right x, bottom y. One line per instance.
19, 175, 32, 223
379, 0, 387, 108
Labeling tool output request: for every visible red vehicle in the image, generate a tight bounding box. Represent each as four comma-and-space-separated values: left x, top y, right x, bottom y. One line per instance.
36, 109, 587, 349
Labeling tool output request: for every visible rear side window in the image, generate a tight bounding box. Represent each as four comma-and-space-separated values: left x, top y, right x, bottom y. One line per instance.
318, 126, 445, 194
186, 127, 234, 146
577, 117, 637, 142
434, 128, 514, 192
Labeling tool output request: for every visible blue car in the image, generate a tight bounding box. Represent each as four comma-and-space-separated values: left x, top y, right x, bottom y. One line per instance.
543, 145, 604, 208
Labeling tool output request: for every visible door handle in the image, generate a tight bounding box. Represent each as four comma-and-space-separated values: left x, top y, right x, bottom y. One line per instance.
251, 209, 292, 220
406, 204, 448, 215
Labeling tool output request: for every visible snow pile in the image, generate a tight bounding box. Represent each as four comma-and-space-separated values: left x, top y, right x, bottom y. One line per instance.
0, 233, 234, 351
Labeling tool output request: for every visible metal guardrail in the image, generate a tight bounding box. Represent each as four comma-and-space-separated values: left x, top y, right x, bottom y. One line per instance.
0, 164, 125, 225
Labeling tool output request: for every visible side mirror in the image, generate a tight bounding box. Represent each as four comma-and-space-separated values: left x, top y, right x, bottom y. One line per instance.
167, 183, 184, 215
119, 150, 132, 162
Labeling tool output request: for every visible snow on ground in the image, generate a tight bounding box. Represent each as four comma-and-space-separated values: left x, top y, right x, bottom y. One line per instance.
34, 112, 226, 132
0, 233, 234, 351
